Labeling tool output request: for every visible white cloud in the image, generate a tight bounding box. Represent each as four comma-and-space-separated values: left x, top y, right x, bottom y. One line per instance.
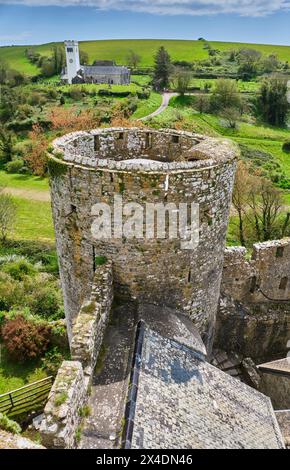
1, 0, 290, 17
0, 31, 31, 41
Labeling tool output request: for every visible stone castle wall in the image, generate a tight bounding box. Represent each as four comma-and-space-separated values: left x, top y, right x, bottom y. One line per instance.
50, 128, 237, 349
71, 261, 113, 378
40, 361, 87, 449
215, 239, 290, 359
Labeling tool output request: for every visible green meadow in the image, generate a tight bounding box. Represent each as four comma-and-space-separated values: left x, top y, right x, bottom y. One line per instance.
2, 39, 290, 75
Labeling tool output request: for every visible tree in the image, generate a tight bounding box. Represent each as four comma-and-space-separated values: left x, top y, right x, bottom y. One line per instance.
232, 161, 255, 246
232, 162, 289, 245
210, 79, 241, 112
195, 95, 210, 114
256, 77, 289, 126
153, 46, 172, 91
127, 50, 141, 71
52, 45, 66, 74
262, 54, 279, 73
0, 187, 16, 243
248, 177, 287, 242
237, 48, 261, 80
24, 124, 49, 176
170, 67, 191, 96
219, 107, 240, 129
80, 50, 89, 65
0, 127, 14, 165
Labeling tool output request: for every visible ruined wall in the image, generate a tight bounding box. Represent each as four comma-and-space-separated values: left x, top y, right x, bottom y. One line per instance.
50, 128, 237, 349
71, 261, 113, 378
215, 239, 290, 359
259, 372, 290, 410
40, 361, 87, 449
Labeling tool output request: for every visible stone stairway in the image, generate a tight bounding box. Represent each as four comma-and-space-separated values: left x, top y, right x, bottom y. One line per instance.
211, 349, 244, 382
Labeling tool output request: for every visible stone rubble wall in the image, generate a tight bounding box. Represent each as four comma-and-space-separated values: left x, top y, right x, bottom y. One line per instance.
70, 261, 113, 378
221, 238, 290, 303
39, 262, 113, 449
259, 372, 290, 410
275, 411, 290, 448
215, 239, 290, 359
40, 361, 87, 449
0, 430, 45, 449
50, 128, 238, 351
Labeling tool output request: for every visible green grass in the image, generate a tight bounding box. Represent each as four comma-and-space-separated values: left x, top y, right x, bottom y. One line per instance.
12, 196, 54, 242
132, 92, 162, 119
0, 171, 49, 192
2, 39, 290, 76
0, 344, 47, 395
211, 40, 290, 62
131, 74, 152, 86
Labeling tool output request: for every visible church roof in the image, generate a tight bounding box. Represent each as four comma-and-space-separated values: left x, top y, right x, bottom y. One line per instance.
82, 65, 129, 76
123, 323, 285, 449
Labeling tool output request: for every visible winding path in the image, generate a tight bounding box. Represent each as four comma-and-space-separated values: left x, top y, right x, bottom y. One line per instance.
140, 92, 177, 121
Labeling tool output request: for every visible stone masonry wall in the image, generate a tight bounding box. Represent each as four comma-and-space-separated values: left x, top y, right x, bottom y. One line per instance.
40, 361, 87, 449
71, 261, 113, 378
50, 128, 238, 350
215, 239, 290, 359
259, 372, 290, 410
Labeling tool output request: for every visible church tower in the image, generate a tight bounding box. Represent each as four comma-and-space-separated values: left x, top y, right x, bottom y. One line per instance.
64, 40, 81, 84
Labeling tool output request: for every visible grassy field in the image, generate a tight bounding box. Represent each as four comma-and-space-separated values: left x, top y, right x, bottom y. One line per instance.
2, 39, 290, 75
12, 197, 54, 242
132, 92, 162, 119
0, 171, 49, 192
0, 344, 47, 395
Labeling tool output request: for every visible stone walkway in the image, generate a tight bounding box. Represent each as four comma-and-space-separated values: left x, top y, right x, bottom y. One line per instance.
78, 302, 206, 449
78, 303, 137, 449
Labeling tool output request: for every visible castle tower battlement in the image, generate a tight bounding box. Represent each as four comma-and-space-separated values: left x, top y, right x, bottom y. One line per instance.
49, 128, 238, 350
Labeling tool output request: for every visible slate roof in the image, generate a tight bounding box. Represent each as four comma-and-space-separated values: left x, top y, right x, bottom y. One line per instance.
123, 322, 285, 449
82, 65, 129, 76
257, 357, 290, 376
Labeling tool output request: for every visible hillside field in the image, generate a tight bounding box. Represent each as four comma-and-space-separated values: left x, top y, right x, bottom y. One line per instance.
2, 39, 290, 75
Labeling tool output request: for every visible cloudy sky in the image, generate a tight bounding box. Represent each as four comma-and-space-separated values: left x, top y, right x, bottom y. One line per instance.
0, 1, 290, 45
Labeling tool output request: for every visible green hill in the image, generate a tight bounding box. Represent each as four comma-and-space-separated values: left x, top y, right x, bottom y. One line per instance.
1, 39, 290, 75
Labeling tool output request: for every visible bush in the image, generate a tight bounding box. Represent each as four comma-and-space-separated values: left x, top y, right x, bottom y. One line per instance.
41, 347, 64, 376
0, 413, 21, 434
29, 285, 62, 320
282, 141, 290, 153
5, 159, 25, 174
2, 259, 37, 281
0, 272, 24, 311
1, 315, 51, 361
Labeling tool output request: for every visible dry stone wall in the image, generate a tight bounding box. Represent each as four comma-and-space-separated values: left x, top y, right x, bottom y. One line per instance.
50, 128, 238, 350
215, 239, 290, 359
71, 261, 113, 378
40, 361, 87, 449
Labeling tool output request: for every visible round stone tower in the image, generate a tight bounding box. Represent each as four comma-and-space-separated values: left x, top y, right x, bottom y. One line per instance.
49, 128, 238, 350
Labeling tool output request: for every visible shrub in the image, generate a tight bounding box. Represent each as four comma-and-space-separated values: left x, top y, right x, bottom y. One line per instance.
1, 315, 51, 361
0, 272, 24, 311
0, 413, 21, 434
29, 285, 62, 320
282, 141, 290, 153
5, 159, 25, 174
2, 259, 37, 281
41, 347, 64, 376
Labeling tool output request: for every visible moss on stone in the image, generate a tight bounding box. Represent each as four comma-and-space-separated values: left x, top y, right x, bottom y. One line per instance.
54, 391, 68, 406
81, 301, 96, 315
48, 158, 68, 178
95, 255, 108, 266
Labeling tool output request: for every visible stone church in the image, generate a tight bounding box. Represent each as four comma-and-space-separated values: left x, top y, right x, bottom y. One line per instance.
61, 40, 130, 85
